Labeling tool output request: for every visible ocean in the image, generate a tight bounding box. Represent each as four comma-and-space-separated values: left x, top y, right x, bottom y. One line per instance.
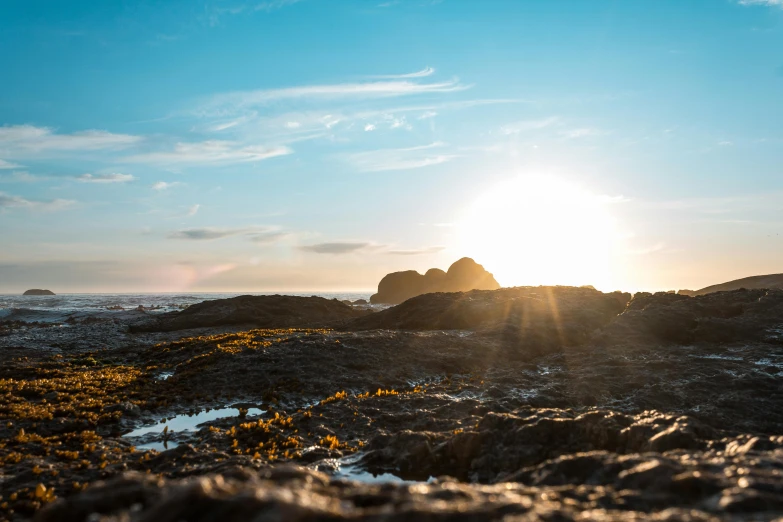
0, 292, 375, 323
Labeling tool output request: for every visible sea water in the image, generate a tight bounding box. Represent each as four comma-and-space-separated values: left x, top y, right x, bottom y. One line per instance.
0, 292, 375, 323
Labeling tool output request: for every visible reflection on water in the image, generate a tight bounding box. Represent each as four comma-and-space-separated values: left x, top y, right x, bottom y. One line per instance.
125, 407, 264, 438
136, 440, 180, 452
329, 454, 434, 485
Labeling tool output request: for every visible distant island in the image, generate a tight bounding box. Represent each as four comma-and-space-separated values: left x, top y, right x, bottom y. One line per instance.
22, 289, 55, 296
679, 273, 783, 296
370, 257, 500, 304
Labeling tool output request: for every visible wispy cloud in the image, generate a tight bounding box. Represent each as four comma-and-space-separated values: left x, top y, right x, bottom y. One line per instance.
186, 204, 200, 217
199, 78, 469, 116
346, 142, 457, 172
0, 171, 43, 183
248, 230, 290, 243
299, 242, 374, 254
125, 141, 291, 165
738, 0, 783, 7
0, 125, 141, 156
0, 159, 21, 169
373, 67, 435, 79
152, 181, 182, 191
387, 246, 445, 255
0, 192, 75, 212
168, 225, 285, 241
77, 173, 136, 184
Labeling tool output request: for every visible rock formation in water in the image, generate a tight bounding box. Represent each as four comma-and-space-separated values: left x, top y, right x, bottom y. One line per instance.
22, 289, 55, 296
370, 257, 500, 304
130, 295, 371, 332
680, 272, 783, 296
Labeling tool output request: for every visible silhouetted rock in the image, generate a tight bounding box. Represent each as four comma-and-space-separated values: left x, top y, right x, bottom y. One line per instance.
370, 257, 500, 304
130, 295, 371, 332
351, 299, 368, 305
597, 288, 783, 345
22, 289, 55, 296
688, 273, 783, 296
352, 286, 632, 356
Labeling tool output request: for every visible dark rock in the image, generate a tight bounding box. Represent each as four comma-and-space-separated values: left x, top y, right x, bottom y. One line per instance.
22, 289, 55, 296
129, 295, 372, 332
350, 286, 631, 356
597, 288, 783, 345
370, 257, 500, 304
352, 299, 368, 305
689, 273, 783, 296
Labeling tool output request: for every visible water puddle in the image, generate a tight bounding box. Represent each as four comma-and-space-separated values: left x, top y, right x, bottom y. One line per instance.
136, 440, 180, 452
329, 454, 433, 485
125, 407, 264, 438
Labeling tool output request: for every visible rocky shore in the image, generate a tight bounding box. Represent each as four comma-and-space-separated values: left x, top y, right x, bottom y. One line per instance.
1, 288, 782, 521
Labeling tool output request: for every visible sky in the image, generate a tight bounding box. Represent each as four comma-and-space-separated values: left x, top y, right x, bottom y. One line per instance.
0, 0, 782, 294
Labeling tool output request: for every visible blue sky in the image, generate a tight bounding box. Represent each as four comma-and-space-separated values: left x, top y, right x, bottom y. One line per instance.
0, 0, 781, 293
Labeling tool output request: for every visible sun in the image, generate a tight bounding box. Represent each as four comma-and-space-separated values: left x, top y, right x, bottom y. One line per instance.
458, 175, 619, 290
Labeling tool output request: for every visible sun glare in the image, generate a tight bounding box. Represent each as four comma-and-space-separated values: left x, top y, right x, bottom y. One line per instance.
459, 175, 619, 290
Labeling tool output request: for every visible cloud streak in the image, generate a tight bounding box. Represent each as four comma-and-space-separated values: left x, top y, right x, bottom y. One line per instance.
200, 78, 469, 116
152, 181, 182, 191
0, 159, 21, 169
77, 173, 136, 184
299, 242, 373, 254
0, 125, 141, 156
168, 226, 286, 242
125, 141, 291, 165
346, 142, 457, 172
738, 0, 783, 6
0, 192, 75, 212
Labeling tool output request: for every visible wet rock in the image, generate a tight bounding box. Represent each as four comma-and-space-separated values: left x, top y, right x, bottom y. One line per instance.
130, 295, 372, 333
35, 462, 783, 521
370, 257, 500, 304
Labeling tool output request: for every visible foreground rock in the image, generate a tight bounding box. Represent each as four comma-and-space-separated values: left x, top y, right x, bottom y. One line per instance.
37, 443, 783, 522
680, 273, 783, 296
370, 257, 500, 304
22, 289, 55, 296
130, 295, 371, 332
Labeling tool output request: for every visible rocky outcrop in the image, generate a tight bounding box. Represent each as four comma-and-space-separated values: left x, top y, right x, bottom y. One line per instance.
685, 273, 783, 296
130, 295, 371, 333
370, 257, 500, 304
597, 288, 783, 345
22, 289, 55, 296
352, 286, 631, 353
